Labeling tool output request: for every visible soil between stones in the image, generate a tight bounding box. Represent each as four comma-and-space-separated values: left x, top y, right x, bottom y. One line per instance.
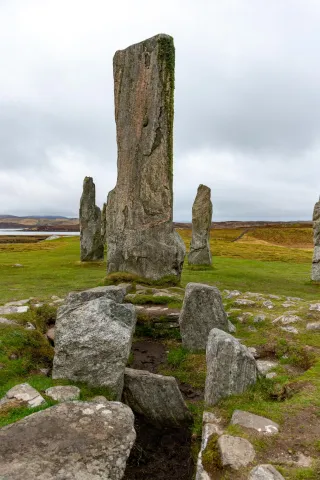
123, 414, 194, 480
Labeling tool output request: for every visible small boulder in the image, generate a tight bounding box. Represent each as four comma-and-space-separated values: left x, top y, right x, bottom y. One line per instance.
230, 410, 279, 435
0, 401, 136, 480
218, 435, 255, 470
205, 329, 258, 405
257, 360, 278, 375
309, 303, 320, 311
45, 386, 80, 402
254, 314, 266, 323
53, 297, 136, 399
306, 322, 320, 331
248, 464, 285, 480
2, 383, 45, 408
179, 283, 228, 351
273, 315, 301, 325
280, 326, 298, 334
228, 320, 236, 333
262, 300, 274, 309
234, 299, 256, 307
123, 368, 192, 427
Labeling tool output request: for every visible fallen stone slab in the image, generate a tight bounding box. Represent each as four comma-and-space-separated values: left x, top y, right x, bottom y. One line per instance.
0, 317, 17, 325
53, 297, 136, 399
0, 401, 136, 480
218, 435, 255, 470
123, 368, 192, 427
179, 283, 228, 350
273, 315, 301, 325
135, 304, 180, 323
231, 410, 279, 435
4, 298, 31, 307
263, 300, 274, 309
1, 383, 45, 408
205, 329, 258, 406
280, 326, 299, 334
45, 386, 80, 402
233, 299, 256, 307
0, 305, 29, 315
248, 464, 285, 480
257, 360, 278, 375
306, 322, 320, 331
224, 290, 241, 298
309, 303, 320, 311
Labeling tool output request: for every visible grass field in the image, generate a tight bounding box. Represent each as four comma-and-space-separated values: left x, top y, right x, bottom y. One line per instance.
1, 226, 320, 479
0, 226, 319, 304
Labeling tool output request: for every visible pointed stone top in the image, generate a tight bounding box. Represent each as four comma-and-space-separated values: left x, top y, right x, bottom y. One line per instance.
116, 33, 173, 53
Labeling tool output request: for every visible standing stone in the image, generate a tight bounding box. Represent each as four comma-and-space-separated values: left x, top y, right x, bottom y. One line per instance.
106, 34, 185, 282
179, 283, 229, 351
188, 184, 212, 265
52, 297, 136, 399
123, 368, 192, 427
80, 176, 104, 261
0, 401, 136, 480
101, 201, 107, 243
205, 329, 258, 406
312, 197, 320, 280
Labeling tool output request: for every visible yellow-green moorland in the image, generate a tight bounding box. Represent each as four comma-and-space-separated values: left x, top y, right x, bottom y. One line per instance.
0, 226, 320, 479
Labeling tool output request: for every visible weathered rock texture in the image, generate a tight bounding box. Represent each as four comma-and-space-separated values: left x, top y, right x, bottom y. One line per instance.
248, 465, 285, 480
179, 283, 229, 350
106, 34, 185, 282
218, 435, 255, 470
231, 410, 279, 435
101, 201, 107, 243
0, 383, 45, 408
188, 184, 212, 265
80, 176, 104, 261
205, 329, 258, 405
123, 368, 192, 427
45, 386, 80, 402
312, 197, 320, 280
0, 401, 136, 480
52, 297, 136, 399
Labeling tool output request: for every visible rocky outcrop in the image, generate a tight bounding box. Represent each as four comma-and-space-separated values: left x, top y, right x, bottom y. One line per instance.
179, 283, 229, 350
205, 329, 258, 405
312, 197, 320, 280
52, 296, 136, 399
106, 34, 185, 282
0, 401, 135, 479
123, 368, 192, 427
188, 184, 212, 265
80, 176, 104, 261
101, 201, 107, 243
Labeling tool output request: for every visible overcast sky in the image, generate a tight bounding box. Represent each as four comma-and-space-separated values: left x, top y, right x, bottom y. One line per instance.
0, 0, 320, 220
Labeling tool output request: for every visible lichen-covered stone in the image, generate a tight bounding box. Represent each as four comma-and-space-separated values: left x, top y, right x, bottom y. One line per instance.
248, 464, 285, 480
179, 283, 228, 351
1, 383, 45, 408
230, 410, 279, 435
101, 201, 107, 243
218, 435, 255, 470
106, 34, 185, 282
0, 401, 136, 480
45, 386, 80, 402
80, 176, 104, 261
205, 329, 258, 405
52, 297, 136, 399
123, 368, 192, 427
311, 198, 320, 280
188, 184, 212, 265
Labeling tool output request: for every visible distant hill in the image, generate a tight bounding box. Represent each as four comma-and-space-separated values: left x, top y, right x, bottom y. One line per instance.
0, 215, 79, 231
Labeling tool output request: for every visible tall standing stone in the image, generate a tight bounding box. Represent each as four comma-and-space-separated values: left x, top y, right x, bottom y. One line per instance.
80, 177, 104, 261
101, 201, 107, 243
312, 197, 320, 280
106, 34, 185, 282
188, 185, 212, 265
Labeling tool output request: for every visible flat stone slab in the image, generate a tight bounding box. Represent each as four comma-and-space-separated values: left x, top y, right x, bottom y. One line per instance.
231, 410, 279, 435
248, 465, 285, 480
2, 383, 45, 408
0, 401, 136, 480
0, 317, 17, 325
309, 303, 320, 311
306, 322, 320, 331
273, 315, 301, 325
257, 360, 278, 375
45, 386, 80, 402
0, 305, 29, 315
233, 299, 256, 307
123, 368, 192, 427
280, 326, 299, 334
218, 435, 255, 470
